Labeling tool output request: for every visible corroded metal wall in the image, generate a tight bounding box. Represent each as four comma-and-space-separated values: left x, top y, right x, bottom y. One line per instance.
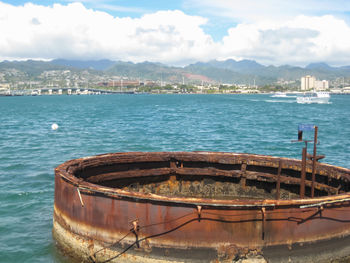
53, 152, 350, 262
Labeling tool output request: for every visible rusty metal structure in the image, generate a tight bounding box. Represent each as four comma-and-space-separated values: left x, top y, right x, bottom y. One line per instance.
53, 151, 350, 262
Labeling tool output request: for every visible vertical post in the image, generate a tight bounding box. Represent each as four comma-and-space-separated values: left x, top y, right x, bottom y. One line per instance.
261, 208, 266, 240
300, 147, 307, 198
241, 160, 247, 189
276, 159, 282, 200
170, 159, 177, 182
311, 126, 318, 197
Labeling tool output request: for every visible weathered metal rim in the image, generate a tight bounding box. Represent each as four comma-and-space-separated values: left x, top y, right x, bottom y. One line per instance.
55, 151, 350, 209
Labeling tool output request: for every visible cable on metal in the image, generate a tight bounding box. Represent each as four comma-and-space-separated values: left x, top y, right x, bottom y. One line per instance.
90, 230, 133, 262
90, 211, 196, 262
99, 216, 200, 263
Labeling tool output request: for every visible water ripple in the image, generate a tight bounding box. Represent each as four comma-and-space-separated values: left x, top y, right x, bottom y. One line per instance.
0, 94, 349, 262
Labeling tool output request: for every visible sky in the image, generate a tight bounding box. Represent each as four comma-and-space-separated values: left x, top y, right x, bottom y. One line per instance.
1, 0, 350, 66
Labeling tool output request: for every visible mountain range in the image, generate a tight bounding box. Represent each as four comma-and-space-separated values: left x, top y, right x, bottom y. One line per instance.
1, 58, 350, 85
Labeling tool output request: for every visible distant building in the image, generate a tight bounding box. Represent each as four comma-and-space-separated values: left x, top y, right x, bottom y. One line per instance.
315, 80, 329, 91
343, 87, 350, 93
98, 80, 140, 88
301, 75, 329, 91
301, 75, 315, 91
0, 83, 10, 95
0, 83, 10, 89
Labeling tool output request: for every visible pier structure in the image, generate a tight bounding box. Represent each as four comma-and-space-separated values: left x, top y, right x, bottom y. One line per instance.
1, 87, 135, 96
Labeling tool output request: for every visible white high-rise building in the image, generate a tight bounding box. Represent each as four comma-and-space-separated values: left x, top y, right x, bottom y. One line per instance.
301, 75, 315, 91
301, 76, 329, 91
315, 80, 329, 91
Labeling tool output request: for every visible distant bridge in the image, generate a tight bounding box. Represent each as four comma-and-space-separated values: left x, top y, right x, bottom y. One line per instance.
41, 87, 135, 94
3, 87, 135, 96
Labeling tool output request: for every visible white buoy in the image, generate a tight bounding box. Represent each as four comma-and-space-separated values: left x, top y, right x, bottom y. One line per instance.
51, 123, 59, 130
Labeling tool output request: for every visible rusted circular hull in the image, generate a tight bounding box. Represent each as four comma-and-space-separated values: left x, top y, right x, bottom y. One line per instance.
53, 152, 350, 262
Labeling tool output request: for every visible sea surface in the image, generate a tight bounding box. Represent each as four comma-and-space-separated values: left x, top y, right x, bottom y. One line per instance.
0, 94, 349, 262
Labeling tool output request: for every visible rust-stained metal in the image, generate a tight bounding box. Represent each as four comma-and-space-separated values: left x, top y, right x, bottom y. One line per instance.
53, 152, 350, 263
275, 159, 282, 200
300, 147, 307, 198
311, 126, 318, 198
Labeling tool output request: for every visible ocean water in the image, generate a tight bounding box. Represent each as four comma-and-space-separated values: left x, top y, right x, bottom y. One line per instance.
0, 94, 349, 262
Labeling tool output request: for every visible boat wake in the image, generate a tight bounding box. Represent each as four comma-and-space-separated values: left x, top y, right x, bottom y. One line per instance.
265, 99, 295, 103
297, 101, 332, 105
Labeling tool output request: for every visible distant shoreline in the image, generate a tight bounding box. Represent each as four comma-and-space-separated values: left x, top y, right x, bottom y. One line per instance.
1, 92, 350, 97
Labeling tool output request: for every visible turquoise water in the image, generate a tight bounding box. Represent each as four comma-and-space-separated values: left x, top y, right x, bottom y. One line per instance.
0, 94, 349, 262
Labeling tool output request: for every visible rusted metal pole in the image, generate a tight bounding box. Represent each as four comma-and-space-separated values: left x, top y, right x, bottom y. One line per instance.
261, 208, 266, 240
276, 159, 282, 200
300, 147, 307, 198
241, 160, 247, 189
311, 126, 318, 198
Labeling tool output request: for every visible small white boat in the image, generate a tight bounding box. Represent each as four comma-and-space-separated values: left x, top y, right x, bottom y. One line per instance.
271, 92, 287, 98
296, 92, 330, 104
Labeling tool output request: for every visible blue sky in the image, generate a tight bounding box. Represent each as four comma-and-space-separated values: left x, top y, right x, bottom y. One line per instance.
1, 0, 350, 66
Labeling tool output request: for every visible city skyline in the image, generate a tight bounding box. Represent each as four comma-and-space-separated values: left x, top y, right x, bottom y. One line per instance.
1, 1, 350, 67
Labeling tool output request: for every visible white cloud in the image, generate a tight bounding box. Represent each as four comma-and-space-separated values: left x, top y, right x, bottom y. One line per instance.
0, 1, 350, 66
0, 2, 217, 65
219, 15, 350, 66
